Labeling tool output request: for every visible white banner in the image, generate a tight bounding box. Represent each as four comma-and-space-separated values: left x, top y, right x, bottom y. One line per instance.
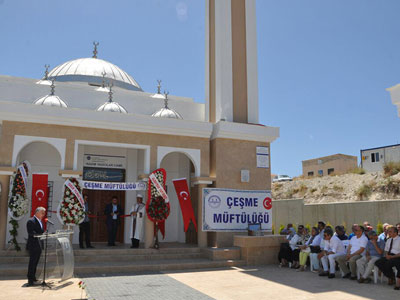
82, 181, 147, 191
202, 188, 272, 232
65, 179, 84, 207
149, 173, 169, 203
18, 164, 28, 191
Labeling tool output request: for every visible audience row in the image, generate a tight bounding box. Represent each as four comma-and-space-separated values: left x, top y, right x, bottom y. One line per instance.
278, 221, 400, 290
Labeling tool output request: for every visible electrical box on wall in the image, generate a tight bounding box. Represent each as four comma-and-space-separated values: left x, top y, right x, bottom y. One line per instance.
241, 169, 250, 183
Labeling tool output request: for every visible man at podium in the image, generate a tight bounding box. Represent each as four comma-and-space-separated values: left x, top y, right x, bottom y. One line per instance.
26, 206, 46, 286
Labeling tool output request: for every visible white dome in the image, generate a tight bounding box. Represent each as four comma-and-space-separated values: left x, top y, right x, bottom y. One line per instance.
47, 57, 142, 91
152, 93, 183, 119
152, 107, 183, 119
34, 95, 68, 108
97, 101, 127, 113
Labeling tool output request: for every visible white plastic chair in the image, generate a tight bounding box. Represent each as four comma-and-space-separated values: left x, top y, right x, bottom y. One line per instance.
356, 265, 382, 284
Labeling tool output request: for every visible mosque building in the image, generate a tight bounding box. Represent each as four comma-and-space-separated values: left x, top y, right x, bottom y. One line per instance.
0, 0, 279, 249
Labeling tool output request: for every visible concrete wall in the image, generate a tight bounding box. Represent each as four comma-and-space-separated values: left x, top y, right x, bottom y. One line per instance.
273, 198, 400, 232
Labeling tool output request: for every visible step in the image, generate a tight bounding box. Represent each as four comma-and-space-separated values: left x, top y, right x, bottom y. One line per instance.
0, 252, 204, 264
74, 252, 203, 263
0, 258, 246, 277
73, 247, 201, 256
201, 247, 241, 261
75, 258, 246, 274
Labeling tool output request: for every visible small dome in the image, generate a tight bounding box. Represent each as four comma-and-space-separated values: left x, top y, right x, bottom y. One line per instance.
96, 85, 127, 113
33, 81, 68, 108
97, 102, 127, 113
152, 107, 183, 119
34, 95, 68, 108
151, 93, 183, 119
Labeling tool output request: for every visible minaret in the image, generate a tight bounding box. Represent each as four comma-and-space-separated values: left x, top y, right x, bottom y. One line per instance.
205, 0, 258, 124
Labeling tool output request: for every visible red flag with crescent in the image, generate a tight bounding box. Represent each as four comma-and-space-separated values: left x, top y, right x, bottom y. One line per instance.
31, 173, 49, 228
172, 178, 197, 232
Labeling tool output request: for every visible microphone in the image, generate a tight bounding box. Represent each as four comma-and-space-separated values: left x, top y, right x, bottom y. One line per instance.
44, 218, 55, 225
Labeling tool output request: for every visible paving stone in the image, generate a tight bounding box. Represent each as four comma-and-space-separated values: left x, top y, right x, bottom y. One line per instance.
80, 271, 214, 300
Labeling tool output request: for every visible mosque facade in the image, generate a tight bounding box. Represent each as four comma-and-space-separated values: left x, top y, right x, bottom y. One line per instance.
0, 0, 279, 249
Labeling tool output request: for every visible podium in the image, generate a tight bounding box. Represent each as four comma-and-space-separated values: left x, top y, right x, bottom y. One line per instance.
36, 230, 74, 282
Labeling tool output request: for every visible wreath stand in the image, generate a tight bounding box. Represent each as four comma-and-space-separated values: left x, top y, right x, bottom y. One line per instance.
153, 223, 160, 249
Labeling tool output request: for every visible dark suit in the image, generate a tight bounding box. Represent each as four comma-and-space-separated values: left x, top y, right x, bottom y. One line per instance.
26, 217, 44, 283
104, 203, 123, 245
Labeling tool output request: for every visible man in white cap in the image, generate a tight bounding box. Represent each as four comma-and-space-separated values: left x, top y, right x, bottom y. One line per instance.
130, 194, 146, 248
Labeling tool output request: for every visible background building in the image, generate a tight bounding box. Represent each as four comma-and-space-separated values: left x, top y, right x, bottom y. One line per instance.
302, 154, 357, 177
360, 144, 400, 172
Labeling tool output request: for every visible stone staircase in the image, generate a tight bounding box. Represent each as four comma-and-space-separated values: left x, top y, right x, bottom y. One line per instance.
0, 244, 245, 278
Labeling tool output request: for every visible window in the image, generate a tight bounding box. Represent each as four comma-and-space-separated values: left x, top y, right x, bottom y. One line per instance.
308, 171, 314, 176
371, 152, 380, 163
318, 170, 323, 176
328, 168, 334, 175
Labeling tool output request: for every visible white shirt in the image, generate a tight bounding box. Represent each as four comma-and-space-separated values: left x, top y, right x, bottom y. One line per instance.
306, 234, 322, 247
112, 204, 117, 220
349, 234, 368, 255
324, 235, 346, 254
385, 236, 400, 255
34, 215, 43, 230
289, 234, 300, 250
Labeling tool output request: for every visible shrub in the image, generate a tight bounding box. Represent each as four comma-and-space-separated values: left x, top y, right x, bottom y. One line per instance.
333, 185, 344, 192
305, 223, 312, 234
310, 188, 317, 193
278, 224, 285, 235
350, 167, 366, 175
380, 177, 400, 195
376, 222, 383, 235
274, 183, 283, 190
383, 162, 400, 177
285, 189, 295, 199
298, 184, 308, 196
356, 183, 373, 200
320, 185, 328, 194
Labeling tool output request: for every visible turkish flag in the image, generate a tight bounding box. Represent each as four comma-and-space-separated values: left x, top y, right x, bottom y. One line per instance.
31, 174, 49, 223
172, 178, 197, 232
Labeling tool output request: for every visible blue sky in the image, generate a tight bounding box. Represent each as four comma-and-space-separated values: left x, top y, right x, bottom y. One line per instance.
1, 0, 400, 177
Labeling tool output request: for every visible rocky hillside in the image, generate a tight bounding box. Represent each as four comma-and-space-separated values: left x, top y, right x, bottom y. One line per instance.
272, 171, 400, 204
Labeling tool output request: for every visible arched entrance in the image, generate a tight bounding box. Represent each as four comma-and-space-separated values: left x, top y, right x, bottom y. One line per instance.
160, 152, 197, 244
11, 141, 63, 244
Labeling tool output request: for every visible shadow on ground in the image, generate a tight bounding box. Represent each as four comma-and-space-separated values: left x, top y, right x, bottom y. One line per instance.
235, 265, 398, 300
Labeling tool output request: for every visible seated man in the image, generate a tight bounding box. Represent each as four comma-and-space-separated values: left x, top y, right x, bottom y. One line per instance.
336, 225, 368, 279
278, 223, 296, 267
357, 230, 384, 283
280, 223, 296, 238
348, 224, 358, 240
378, 223, 389, 243
335, 225, 348, 240
375, 225, 400, 288
396, 223, 400, 236
319, 228, 346, 278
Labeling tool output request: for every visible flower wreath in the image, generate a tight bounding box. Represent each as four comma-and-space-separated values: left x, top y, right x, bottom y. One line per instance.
146, 168, 170, 223
8, 161, 30, 251
8, 161, 30, 220
57, 177, 85, 225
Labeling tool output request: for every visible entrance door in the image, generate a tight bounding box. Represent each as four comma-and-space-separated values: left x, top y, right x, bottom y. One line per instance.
85, 190, 125, 243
